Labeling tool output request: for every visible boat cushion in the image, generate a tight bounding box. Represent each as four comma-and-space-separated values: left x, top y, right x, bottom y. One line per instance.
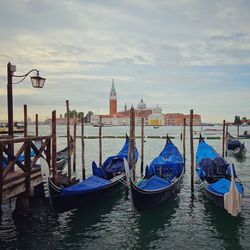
137, 175, 171, 191
207, 178, 244, 195
61, 175, 111, 195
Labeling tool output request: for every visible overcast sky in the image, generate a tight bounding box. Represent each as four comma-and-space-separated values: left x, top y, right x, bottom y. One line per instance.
0, 0, 249, 122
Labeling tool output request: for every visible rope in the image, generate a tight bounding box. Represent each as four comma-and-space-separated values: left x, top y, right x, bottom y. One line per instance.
118, 178, 129, 187
191, 182, 204, 195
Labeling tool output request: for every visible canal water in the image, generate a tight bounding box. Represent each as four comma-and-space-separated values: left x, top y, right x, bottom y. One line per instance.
1, 125, 250, 249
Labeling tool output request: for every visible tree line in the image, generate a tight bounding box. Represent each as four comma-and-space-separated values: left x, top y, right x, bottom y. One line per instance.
234, 116, 249, 125
64, 110, 94, 123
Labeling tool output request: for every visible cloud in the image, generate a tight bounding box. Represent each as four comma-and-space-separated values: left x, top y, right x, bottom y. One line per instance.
0, 0, 250, 122
0, 87, 37, 96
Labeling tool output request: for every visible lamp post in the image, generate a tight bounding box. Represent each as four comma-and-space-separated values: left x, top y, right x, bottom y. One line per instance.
7, 62, 46, 137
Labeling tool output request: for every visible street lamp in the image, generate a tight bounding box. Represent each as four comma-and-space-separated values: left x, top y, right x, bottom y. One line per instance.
7, 62, 46, 136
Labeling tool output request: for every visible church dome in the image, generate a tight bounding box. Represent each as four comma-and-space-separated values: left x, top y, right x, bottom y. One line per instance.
137, 99, 147, 109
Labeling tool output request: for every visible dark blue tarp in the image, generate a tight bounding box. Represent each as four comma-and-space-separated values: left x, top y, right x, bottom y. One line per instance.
93, 135, 138, 176
92, 161, 106, 178
1, 150, 36, 168
145, 139, 184, 180
227, 140, 244, 150
61, 175, 111, 196
137, 175, 171, 190
196, 138, 239, 180
196, 138, 244, 196
196, 139, 227, 179
225, 164, 236, 177
18, 150, 36, 162
207, 178, 244, 195
197, 157, 229, 178
1, 157, 8, 168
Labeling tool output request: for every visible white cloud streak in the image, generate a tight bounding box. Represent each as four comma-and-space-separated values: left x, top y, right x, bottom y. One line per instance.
0, 0, 250, 122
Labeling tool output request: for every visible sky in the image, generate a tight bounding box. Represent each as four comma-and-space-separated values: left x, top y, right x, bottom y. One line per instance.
0, 0, 249, 123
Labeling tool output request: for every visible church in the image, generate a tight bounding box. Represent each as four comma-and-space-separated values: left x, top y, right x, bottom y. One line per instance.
91, 80, 201, 126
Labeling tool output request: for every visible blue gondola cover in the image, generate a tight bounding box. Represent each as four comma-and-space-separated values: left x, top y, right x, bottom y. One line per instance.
196, 137, 244, 213
196, 140, 218, 163
207, 178, 244, 195
145, 139, 183, 180
61, 175, 111, 196
137, 175, 171, 190
97, 135, 138, 175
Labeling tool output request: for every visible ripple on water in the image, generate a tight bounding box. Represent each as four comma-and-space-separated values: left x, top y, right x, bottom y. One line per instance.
1, 125, 250, 249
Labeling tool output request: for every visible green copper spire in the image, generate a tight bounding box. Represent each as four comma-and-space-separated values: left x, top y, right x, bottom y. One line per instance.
111, 79, 115, 91
110, 79, 116, 98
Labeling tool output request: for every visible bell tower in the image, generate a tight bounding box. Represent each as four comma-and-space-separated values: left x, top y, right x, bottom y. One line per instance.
109, 79, 117, 115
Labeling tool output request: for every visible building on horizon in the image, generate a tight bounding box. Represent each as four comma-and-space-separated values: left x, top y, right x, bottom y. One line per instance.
109, 79, 117, 115
91, 80, 201, 126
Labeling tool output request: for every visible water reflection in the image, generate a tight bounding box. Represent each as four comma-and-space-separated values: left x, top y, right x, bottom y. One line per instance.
1, 125, 250, 249
203, 194, 245, 250
133, 196, 180, 249
51, 188, 125, 249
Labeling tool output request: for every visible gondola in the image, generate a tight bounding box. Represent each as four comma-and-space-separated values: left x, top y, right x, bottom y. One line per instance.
239, 130, 250, 139
196, 135, 244, 216
48, 135, 138, 212
129, 135, 184, 210
227, 132, 246, 158
56, 136, 74, 170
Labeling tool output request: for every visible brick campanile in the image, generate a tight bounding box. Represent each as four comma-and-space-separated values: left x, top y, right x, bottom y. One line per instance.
109, 79, 117, 115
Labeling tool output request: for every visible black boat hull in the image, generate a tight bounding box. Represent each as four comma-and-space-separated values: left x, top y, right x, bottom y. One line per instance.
49, 174, 125, 213
204, 185, 224, 208
227, 148, 246, 158
130, 169, 184, 211
56, 158, 67, 171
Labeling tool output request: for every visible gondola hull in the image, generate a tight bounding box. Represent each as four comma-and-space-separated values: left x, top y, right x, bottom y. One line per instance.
56, 158, 67, 171
197, 178, 225, 208
130, 169, 184, 210
49, 174, 125, 212
204, 186, 224, 208
228, 148, 246, 158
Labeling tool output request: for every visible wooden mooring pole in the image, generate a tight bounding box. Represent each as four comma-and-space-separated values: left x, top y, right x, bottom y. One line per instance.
225, 123, 228, 157
81, 113, 85, 180
99, 115, 102, 166
190, 109, 194, 194
73, 113, 77, 172
222, 120, 225, 158
183, 118, 186, 168
52, 110, 58, 184
35, 114, 39, 136
66, 100, 71, 184
0, 143, 3, 213
15, 136, 32, 216
237, 124, 239, 140
140, 117, 144, 177
24, 104, 27, 137
130, 107, 136, 182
